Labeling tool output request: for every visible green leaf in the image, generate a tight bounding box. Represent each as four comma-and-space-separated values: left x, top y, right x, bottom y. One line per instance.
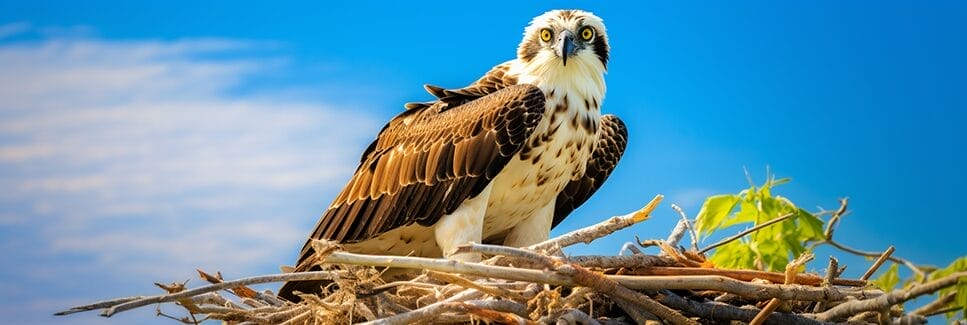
694, 194, 740, 238
796, 208, 825, 242
782, 235, 805, 257
750, 238, 787, 271
720, 199, 758, 229
771, 177, 792, 187
956, 278, 967, 319
710, 240, 756, 270
871, 263, 900, 291
929, 257, 967, 320
759, 195, 782, 219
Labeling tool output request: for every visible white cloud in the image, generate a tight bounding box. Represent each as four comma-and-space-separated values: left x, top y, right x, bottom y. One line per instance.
0, 22, 31, 39
0, 29, 381, 322
0, 37, 375, 212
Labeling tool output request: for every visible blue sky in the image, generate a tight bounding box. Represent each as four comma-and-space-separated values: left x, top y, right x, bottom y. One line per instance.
1, 1, 965, 324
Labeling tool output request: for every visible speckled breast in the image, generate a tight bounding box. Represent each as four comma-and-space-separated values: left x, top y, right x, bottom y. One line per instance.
481, 90, 599, 241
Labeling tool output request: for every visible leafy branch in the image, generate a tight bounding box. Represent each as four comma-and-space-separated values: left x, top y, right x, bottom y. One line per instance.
694, 172, 967, 321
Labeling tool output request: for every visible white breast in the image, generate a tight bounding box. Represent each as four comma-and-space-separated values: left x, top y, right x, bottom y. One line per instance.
481, 79, 602, 241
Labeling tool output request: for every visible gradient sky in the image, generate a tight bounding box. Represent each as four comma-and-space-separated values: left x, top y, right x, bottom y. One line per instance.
1, 1, 965, 324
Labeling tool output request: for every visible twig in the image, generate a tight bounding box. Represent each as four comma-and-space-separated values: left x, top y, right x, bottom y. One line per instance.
861, 245, 895, 281
822, 198, 849, 240
612, 296, 660, 324
54, 296, 145, 316
556, 263, 698, 325
528, 194, 663, 252
658, 241, 704, 267
426, 271, 525, 300
457, 300, 534, 324
812, 198, 926, 280
910, 292, 956, 316
359, 289, 483, 325
821, 239, 927, 280
619, 242, 642, 255
812, 257, 844, 313
919, 305, 962, 317
57, 271, 336, 317
636, 238, 665, 248
626, 266, 865, 287
567, 254, 675, 269
656, 290, 829, 325
751, 253, 814, 325
810, 271, 967, 321
456, 243, 555, 268
698, 212, 795, 254
669, 203, 698, 251
557, 308, 602, 325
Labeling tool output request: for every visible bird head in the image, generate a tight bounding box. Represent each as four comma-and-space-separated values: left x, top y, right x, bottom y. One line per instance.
517, 10, 609, 71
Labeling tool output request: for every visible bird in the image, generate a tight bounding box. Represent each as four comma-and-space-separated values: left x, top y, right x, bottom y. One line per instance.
279, 9, 628, 302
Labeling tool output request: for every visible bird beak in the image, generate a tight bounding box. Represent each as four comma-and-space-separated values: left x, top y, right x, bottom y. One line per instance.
557, 30, 576, 66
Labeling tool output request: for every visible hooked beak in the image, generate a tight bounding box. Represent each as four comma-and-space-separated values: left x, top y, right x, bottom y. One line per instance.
557, 30, 576, 66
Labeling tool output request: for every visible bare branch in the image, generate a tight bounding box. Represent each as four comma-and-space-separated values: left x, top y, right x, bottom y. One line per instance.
557, 308, 602, 325
566, 254, 675, 269
627, 266, 865, 287
812, 257, 844, 313
57, 271, 336, 317
861, 245, 895, 281
667, 203, 698, 251
456, 242, 555, 268
699, 212, 795, 254
426, 271, 525, 301
54, 297, 145, 316
910, 292, 956, 316
556, 263, 697, 325
751, 253, 814, 325
821, 239, 927, 280
810, 271, 967, 321
359, 289, 483, 325
822, 198, 849, 239
656, 290, 829, 325
528, 194, 663, 252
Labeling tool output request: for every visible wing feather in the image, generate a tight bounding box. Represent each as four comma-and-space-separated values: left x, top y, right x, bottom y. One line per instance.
293, 83, 545, 269
407, 61, 519, 109
552, 114, 629, 228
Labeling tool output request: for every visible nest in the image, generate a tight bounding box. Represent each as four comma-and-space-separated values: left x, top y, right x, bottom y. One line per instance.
56, 194, 965, 324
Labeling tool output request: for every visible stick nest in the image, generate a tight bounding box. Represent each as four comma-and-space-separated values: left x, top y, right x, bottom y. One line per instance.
56, 194, 964, 324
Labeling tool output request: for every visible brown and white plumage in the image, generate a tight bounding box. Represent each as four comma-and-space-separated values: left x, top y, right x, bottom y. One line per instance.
280, 9, 627, 301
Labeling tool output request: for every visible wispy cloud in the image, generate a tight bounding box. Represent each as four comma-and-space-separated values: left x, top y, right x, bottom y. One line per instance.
0, 22, 31, 39
0, 26, 379, 322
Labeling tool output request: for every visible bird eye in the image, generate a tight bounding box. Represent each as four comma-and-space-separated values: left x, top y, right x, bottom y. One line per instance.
540, 28, 553, 42
580, 26, 594, 41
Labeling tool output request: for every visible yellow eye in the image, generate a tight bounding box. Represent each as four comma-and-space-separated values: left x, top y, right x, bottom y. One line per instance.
540, 28, 553, 42
580, 27, 594, 41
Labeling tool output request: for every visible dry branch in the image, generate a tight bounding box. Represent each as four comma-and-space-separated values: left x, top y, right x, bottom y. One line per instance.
860, 245, 895, 281
56, 271, 336, 317
750, 253, 814, 325
810, 271, 967, 321
626, 266, 865, 287
528, 194, 662, 252
698, 212, 795, 254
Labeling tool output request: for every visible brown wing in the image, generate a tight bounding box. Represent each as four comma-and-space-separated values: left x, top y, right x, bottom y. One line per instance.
552, 114, 628, 228
406, 61, 518, 110
293, 83, 545, 265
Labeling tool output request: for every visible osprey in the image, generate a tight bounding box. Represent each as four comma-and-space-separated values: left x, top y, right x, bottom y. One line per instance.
280, 9, 627, 301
